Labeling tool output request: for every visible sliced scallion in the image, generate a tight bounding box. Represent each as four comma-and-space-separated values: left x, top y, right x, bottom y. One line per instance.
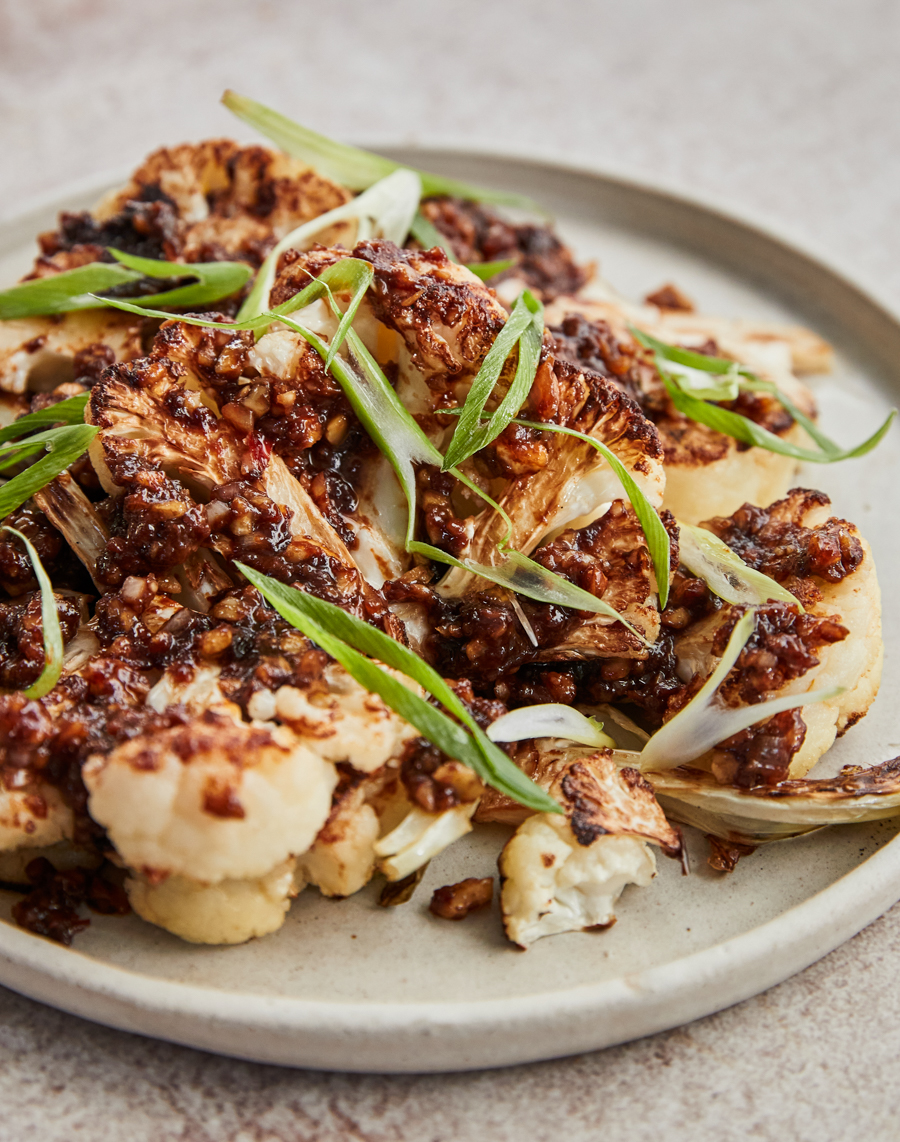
442, 290, 544, 471
234, 562, 560, 813
0, 251, 250, 320
105, 249, 252, 309
0, 394, 89, 445
1, 526, 64, 698
222, 90, 543, 211
678, 521, 801, 609
409, 212, 458, 260
95, 256, 374, 364
632, 326, 896, 463
465, 259, 516, 282
0, 424, 99, 520
486, 703, 615, 749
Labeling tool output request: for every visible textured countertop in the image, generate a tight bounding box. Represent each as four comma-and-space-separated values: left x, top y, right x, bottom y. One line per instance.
1, 1, 900, 1138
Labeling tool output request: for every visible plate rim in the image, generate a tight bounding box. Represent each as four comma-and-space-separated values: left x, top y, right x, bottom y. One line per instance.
0, 151, 898, 1073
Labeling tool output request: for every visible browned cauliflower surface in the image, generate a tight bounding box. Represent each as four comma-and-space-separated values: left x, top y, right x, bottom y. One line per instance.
0, 137, 886, 953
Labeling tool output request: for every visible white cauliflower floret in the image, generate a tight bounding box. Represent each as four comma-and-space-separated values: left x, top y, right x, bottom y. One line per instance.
500, 820, 655, 949
544, 292, 822, 524
145, 663, 232, 715
0, 310, 142, 394
298, 762, 418, 898
668, 491, 883, 781
0, 785, 73, 854
300, 801, 380, 898
126, 858, 298, 945
498, 751, 682, 948
82, 710, 337, 884
270, 664, 420, 773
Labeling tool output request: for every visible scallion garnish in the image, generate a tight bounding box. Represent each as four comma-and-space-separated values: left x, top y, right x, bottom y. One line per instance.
104, 249, 252, 309
0, 424, 99, 520
441, 289, 544, 471
409, 212, 458, 260
441, 409, 671, 609
486, 703, 615, 749
465, 259, 516, 282
408, 214, 515, 280
632, 327, 896, 463
96, 256, 374, 363
1, 526, 64, 698
0, 394, 89, 445
237, 170, 421, 324
0, 250, 251, 321
639, 609, 843, 772
234, 562, 560, 813
268, 310, 647, 637
222, 90, 543, 211
678, 521, 801, 609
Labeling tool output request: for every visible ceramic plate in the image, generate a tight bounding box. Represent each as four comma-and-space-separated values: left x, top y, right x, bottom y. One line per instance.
0, 152, 898, 1073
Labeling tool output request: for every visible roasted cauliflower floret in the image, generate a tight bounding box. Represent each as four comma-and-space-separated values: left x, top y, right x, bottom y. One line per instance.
0, 786, 74, 854
501, 822, 655, 949
673, 490, 882, 783
82, 710, 337, 884
87, 322, 374, 610
88, 352, 244, 496
40, 140, 353, 272
545, 299, 820, 524
272, 239, 510, 394
298, 766, 408, 898
126, 858, 298, 945
0, 311, 143, 395
417, 195, 590, 303
499, 750, 682, 948
260, 664, 420, 773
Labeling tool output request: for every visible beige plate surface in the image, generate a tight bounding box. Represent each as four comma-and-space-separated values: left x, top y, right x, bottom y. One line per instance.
0, 152, 898, 1073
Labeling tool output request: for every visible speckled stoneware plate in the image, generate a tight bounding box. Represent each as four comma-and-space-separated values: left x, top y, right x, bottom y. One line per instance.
0, 152, 898, 1074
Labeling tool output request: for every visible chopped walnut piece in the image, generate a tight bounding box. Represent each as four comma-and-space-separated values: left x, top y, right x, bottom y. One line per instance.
429, 876, 493, 920
706, 836, 757, 872
644, 283, 695, 312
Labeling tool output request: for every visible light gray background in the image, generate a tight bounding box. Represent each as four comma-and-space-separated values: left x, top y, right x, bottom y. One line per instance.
1, 1, 899, 1138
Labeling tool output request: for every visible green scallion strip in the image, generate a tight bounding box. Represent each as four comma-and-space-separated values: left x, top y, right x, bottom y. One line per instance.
441, 289, 544, 471
632, 326, 897, 463
409, 212, 458, 260
268, 311, 646, 637
222, 90, 543, 212
0, 252, 250, 320
105, 249, 252, 309
465, 259, 516, 282
0, 424, 98, 519
677, 521, 801, 609
235, 562, 560, 813
505, 414, 670, 609
663, 375, 894, 462
94, 256, 374, 364
0, 425, 94, 473
408, 215, 515, 279
0, 263, 141, 319
0, 394, 89, 445
1, 526, 64, 699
